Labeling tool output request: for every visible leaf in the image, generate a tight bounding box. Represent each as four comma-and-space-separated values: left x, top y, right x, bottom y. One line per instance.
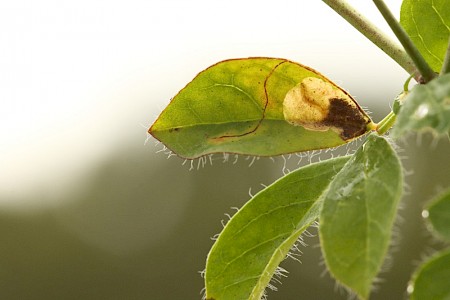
423, 187, 450, 242
409, 249, 450, 300
391, 73, 450, 137
319, 135, 403, 300
400, 0, 450, 72
149, 58, 374, 159
204, 156, 350, 300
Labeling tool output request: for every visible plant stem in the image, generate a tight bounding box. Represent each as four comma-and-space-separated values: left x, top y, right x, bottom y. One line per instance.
403, 74, 414, 92
440, 36, 450, 75
372, 0, 437, 83
321, 0, 417, 78
376, 110, 396, 135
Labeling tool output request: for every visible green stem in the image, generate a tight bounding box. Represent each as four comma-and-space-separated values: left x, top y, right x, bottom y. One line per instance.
321, 0, 417, 78
376, 110, 396, 135
440, 35, 450, 75
403, 73, 414, 92
372, 0, 436, 83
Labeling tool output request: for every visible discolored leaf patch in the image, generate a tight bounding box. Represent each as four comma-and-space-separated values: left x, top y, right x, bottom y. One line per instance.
283, 77, 371, 140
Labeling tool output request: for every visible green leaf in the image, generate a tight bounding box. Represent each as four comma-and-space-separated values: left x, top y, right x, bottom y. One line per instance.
410, 249, 450, 300
400, 0, 450, 72
149, 58, 374, 159
391, 73, 450, 137
204, 156, 350, 300
319, 135, 403, 300
424, 187, 450, 242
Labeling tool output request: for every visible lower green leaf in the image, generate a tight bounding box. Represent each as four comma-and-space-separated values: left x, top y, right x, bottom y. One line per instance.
424, 187, 450, 242
204, 156, 350, 300
410, 249, 450, 300
319, 135, 403, 299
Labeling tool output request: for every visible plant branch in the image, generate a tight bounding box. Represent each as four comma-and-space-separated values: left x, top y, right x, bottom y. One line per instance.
372, 0, 437, 83
440, 35, 450, 75
321, 0, 417, 78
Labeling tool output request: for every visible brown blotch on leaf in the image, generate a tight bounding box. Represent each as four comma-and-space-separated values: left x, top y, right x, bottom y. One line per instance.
322, 98, 369, 140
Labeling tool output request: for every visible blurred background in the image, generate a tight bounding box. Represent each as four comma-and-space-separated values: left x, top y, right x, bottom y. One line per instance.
1, 0, 449, 299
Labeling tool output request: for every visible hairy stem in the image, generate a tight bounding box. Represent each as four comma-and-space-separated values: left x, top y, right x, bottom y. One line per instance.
321, 0, 417, 78
441, 36, 450, 75
376, 110, 396, 135
372, 0, 436, 83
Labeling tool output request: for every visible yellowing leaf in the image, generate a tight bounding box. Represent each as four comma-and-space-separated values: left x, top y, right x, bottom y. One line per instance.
149, 58, 374, 159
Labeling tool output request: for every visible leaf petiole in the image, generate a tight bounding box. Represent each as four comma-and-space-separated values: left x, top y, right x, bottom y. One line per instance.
376, 110, 396, 136
375, 90, 408, 135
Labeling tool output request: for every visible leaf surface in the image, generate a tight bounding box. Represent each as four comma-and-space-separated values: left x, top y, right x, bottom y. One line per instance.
410, 249, 450, 300
400, 0, 450, 72
319, 135, 403, 300
424, 187, 450, 242
150, 58, 373, 158
204, 156, 350, 300
391, 74, 450, 137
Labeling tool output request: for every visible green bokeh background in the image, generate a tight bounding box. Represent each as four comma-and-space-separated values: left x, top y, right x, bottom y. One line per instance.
1, 120, 448, 299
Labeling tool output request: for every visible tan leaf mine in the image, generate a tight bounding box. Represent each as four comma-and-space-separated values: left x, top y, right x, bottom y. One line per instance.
283, 77, 372, 140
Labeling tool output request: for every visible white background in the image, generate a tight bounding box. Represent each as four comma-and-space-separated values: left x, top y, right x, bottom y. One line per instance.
0, 0, 406, 208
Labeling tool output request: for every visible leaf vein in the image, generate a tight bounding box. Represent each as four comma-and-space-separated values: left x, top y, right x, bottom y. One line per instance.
431, 0, 450, 32
214, 231, 293, 280
231, 201, 312, 238
410, 3, 443, 65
